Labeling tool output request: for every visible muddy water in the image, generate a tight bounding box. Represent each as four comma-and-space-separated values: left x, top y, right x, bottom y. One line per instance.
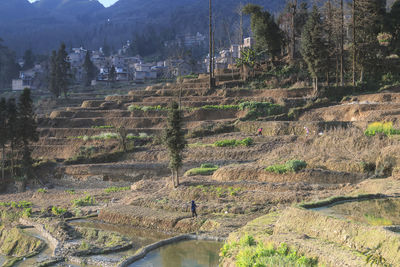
314, 198, 400, 226
69, 218, 173, 247
129, 240, 222, 267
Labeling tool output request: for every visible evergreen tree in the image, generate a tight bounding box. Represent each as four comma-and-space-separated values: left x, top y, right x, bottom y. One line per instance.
388, 0, 400, 54
301, 5, 329, 94
243, 4, 283, 59
0, 98, 7, 180
164, 102, 187, 188
22, 49, 35, 70
56, 43, 70, 97
82, 51, 97, 87
17, 88, 38, 183
49, 50, 59, 97
6, 98, 18, 177
353, 0, 387, 82
109, 65, 116, 84
0, 39, 19, 89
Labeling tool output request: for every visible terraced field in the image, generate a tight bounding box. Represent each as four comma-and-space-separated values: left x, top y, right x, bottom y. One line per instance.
15, 74, 400, 266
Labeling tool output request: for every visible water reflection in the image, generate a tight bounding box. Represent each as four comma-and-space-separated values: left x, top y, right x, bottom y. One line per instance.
130, 240, 222, 267
314, 198, 400, 226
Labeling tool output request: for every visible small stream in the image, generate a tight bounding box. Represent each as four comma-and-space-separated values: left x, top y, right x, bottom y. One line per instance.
129, 240, 222, 267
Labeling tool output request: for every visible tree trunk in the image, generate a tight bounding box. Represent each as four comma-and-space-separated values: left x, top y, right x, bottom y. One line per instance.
175, 168, 180, 187
171, 169, 176, 188
10, 144, 14, 177
1, 145, 5, 180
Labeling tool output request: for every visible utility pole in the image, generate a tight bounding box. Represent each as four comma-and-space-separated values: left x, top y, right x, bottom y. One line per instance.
290, 0, 297, 62
340, 0, 344, 86
209, 0, 214, 89
352, 0, 356, 86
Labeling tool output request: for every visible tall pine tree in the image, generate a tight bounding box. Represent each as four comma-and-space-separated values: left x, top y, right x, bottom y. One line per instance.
164, 102, 187, 188
56, 43, 70, 97
83, 51, 97, 87
6, 98, 18, 177
49, 50, 59, 97
18, 88, 38, 184
301, 5, 329, 94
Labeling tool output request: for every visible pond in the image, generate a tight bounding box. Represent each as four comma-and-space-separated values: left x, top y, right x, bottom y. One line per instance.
129, 240, 223, 267
314, 197, 400, 226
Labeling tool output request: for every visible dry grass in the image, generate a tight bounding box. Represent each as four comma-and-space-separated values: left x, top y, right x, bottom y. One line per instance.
258, 127, 399, 173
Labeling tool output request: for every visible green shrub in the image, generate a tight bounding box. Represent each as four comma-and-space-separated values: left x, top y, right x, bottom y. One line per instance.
214, 138, 254, 147
286, 160, 308, 172
0, 201, 32, 209
265, 164, 288, 174
65, 189, 76, 195
364, 121, 400, 136
104, 186, 130, 194
22, 208, 32, 218
232, 239, 318, 267
72, 195, 96, 207
214, 139, 239, 147
51, 206, 67, 216
238, 101, 284, 121
240, 235, 256, 247
266, 160, 307, 174
37, 188, 47, 194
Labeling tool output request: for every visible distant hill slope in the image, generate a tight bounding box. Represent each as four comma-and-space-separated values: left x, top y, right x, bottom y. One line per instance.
0, 0, 285, 54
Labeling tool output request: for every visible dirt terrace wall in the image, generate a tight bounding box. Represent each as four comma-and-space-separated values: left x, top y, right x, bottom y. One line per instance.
274, 207, 400, 266
212, 164, 364, 184
223, 88, 313, 98
299, 103, 400, 122
99, 205, 200, 233
63, 162, 169, 181
39, 127, 163, 138
235, 121, 365, 136
40, 117, 165, 128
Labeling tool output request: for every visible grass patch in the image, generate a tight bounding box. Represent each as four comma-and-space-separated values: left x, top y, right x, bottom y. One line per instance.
220, 235, 318, 266
185, 164, 219, 176
214, 137, 254, 147
364, 121, 400, 136
364, 214, 393, 226
265, 160, 307, 174
200, 105, 239, 110
37, 188, 47, 194
238, 101, 284, 121
104, 186, 130, 194
72, 195, 96, 207
0, 201, 32, 209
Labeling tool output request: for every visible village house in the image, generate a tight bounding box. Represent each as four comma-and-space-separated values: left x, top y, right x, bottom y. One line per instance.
12, 64, 44, 91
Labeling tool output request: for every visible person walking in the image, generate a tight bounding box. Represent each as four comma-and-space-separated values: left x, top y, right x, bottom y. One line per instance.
191, 200, 197, 218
